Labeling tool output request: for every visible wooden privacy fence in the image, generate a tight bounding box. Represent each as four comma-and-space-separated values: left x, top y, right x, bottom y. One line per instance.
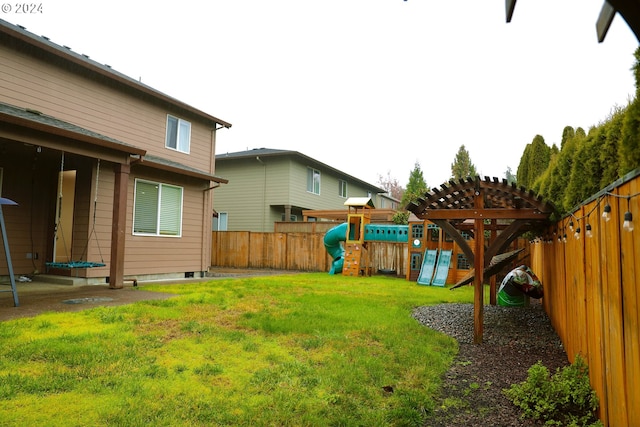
211, 231, 407, 276
530, 168, 640, 427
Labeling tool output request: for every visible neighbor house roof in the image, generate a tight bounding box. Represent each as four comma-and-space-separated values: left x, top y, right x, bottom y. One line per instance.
216, 148, 385, 193
0, 18, 232, 129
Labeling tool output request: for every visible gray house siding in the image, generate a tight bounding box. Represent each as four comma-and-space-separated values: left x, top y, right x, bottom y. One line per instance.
213, 158, 268, 231
288, 161, 373, 210
214, 149, 384, 232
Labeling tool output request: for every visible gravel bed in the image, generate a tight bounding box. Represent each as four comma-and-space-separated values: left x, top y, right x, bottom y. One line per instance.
413, 302, 569, 427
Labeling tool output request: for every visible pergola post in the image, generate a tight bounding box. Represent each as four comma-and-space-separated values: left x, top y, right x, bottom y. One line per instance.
473, 190, 485, 344
489, 220, 498, 305
407, 176, 554, 344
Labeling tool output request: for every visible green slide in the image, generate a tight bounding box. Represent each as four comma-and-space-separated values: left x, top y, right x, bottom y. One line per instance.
417, 249, 438, 285
432, 250, 452, 287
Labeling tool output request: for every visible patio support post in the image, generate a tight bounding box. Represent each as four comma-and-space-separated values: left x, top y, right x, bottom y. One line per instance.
0, 199, 19, 306
109, 163, 129, 289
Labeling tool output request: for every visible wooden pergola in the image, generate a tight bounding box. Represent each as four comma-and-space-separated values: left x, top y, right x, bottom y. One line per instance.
407, 176, 555, 344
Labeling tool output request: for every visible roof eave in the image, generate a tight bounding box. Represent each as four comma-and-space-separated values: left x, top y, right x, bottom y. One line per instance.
137, 157, 228, 183
0, 110, 146, 156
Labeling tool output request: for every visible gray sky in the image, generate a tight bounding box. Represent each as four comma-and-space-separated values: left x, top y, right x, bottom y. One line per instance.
5, 0, 638, 188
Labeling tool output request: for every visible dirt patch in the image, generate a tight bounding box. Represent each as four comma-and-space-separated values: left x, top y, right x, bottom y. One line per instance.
416, 303, 569, 427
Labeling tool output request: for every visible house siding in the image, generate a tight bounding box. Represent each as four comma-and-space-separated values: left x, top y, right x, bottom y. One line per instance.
214, 152, 383, 232
213, 157, 280, 231
288, 161, 373, 210
0, 43, 216, 174
0, 26, 223, 281
123, 169, 212, 276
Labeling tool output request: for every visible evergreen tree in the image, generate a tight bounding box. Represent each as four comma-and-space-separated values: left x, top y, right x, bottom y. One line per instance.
450, 145, 477, 179
517, 144, 532, 187
561, 126, 576, 149
527, 135, 551, 187
565, 129, 603, 209
516, 135, 549, 189
620, 47, 640, 174
401, 161, 428, 208
552, 131, 584, 211
505, 167, 516, 184
600, 106, 626, 186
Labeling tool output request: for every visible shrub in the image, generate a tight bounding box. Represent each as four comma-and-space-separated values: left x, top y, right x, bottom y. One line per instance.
504, 354, 602, 426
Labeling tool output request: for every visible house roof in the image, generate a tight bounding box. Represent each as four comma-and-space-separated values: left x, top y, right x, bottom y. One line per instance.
0, 102, 226, 183
139, 154, 228, 184
0, 19, 232, 129
216, 148, 385, 193
0, 101, 146, 156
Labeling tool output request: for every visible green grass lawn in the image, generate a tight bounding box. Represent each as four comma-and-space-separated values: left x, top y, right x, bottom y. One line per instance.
0, 273, 474, 426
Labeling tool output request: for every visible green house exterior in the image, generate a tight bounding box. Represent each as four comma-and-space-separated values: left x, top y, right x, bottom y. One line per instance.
213, 148, 386, 232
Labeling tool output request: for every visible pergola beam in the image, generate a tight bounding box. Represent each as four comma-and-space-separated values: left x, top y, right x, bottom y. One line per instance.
416, 208, 548, 220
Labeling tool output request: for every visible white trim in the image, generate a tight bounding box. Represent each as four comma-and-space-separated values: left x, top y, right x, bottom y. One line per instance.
165, 114, 191, 154
133, 178, 183, 237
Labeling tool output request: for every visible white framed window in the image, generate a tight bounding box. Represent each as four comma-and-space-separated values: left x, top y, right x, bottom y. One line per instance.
339, 180, 347, 198
133, 179, 183, 237
213, 212, 228, 231
307, 168, 321, 195
165, 115, 191, 153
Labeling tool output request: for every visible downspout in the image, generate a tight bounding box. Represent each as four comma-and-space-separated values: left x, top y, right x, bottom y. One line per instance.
203, 128, 217, 275
256, 156, 267, 231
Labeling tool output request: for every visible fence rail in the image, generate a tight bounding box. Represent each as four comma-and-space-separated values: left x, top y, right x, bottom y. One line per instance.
531, 168, 640, 427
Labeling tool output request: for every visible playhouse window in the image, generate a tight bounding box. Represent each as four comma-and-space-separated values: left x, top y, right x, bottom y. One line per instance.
133, 179, 183, 237
165, 115, 191, 153
457, 253, 471, 270
339, 180, 347, 198
307, 168, 321, 194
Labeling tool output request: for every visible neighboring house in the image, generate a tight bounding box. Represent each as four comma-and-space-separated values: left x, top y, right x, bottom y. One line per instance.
213, 148, 386, 232
377, 193, 400, 210
0, 19, 231, 287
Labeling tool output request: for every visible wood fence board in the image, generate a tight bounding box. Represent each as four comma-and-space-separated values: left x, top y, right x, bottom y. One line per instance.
605, 191, 629, 427
585, 200, 607, 425
212, 231, 250, 267
555, 240, 568, 345
525, 172, 640, 427
575, 207, 588, 357
621, 180, 639, 427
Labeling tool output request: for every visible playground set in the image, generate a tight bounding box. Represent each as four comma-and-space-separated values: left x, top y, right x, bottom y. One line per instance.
323, 197, 459, 286
322, 197, 538, 307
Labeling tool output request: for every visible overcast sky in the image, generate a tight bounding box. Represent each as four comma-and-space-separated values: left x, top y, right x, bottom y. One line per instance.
4, 0, 638, 188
